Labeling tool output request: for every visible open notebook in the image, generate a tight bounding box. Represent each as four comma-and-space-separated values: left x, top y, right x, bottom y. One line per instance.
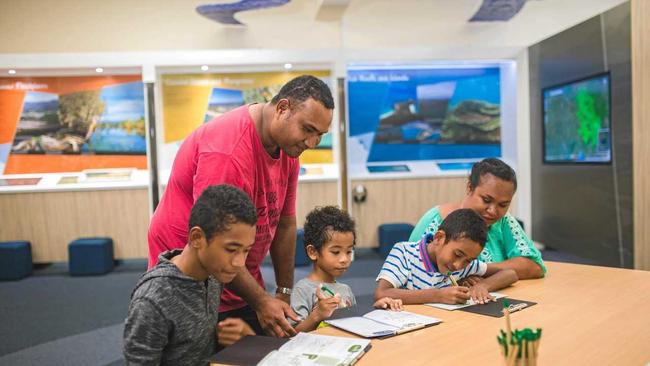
325, 309, 441, 338
425, 292, 507, 310
257, 333, 371, 366
212, 334, 370, 366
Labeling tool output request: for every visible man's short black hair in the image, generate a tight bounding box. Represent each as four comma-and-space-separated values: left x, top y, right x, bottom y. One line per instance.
438, 208, 488, 247
469, 158, 517, 191
189, 185, 257, 242
271, 75, 335, 110
303, 206, 355, 255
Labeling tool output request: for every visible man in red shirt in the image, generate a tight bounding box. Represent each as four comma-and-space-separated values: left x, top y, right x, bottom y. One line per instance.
148, 75, 334, 338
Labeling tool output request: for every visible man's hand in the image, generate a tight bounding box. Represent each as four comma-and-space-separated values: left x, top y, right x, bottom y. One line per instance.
311, 287, 341, 321
437, 286, 471, 304
373, 297, 403, 311
217, 318, 255, 346
468, 283, 495, 304
275, 292, 291, 305
255, 294, 300, 337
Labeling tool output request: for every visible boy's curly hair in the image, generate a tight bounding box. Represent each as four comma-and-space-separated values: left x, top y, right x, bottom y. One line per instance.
188, 185, 257, 242
303, 206, 356, 255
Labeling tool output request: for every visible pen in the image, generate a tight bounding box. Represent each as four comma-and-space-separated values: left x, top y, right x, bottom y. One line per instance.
372, 330, 395, 337
446, 271, 459, 287
321, 285, 336, 298
395, 323, 426, 335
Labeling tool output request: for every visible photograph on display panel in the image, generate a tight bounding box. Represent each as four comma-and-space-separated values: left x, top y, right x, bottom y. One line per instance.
161, 71, 333, 166
0, 75, 148, 174
11, 82, 146, 155
347, 65, 501, 171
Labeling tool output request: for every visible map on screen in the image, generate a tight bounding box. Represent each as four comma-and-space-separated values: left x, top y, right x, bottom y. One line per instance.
543, 73, 611, 163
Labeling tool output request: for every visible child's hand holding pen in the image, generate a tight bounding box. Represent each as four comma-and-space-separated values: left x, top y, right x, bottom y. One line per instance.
312, 286, 341, 321
437, 286, 471, 304
446, 271, 494, 304
434, 271, 470, 304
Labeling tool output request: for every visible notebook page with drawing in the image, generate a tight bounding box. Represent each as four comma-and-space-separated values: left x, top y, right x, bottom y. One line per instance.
325, 309, 441, 338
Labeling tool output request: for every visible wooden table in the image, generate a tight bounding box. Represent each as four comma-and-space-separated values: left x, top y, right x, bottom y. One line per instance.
313, 261, 650, 365
213, 262, 650, 365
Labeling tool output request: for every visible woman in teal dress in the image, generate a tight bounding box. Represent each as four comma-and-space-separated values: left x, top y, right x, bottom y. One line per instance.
410, 158, 546, 279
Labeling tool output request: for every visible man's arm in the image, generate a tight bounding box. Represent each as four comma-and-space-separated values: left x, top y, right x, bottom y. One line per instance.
226, 267, 299, 338
270, 215, 296, 304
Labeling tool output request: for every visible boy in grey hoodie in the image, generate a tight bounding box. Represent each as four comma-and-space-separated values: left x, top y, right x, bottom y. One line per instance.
123, 185, 258, 366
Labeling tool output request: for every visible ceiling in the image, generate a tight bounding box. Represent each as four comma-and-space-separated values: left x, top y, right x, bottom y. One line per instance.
238, 0, 629, 48
0, 0, 629, 54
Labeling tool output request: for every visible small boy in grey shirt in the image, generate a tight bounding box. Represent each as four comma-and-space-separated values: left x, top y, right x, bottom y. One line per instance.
290, 206, 402, 332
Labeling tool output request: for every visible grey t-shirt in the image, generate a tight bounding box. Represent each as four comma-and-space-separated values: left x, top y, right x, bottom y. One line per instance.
290, 278, 356, 324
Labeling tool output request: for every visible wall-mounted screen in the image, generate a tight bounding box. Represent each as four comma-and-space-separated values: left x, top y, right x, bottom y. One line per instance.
347, 64, 501, 171
543, 73, 611, 164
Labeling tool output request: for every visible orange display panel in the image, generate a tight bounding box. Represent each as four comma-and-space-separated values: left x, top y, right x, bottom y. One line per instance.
0, 75, 147, 174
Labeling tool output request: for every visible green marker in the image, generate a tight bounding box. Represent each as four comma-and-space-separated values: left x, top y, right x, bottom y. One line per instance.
321, 285, 336, 298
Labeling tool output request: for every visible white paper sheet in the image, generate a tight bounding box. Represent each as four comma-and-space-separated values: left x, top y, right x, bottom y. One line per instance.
425, 292, 506, 310
363, 310, 441, 329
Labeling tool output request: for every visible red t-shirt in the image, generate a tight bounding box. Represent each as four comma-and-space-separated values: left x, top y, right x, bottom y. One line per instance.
148, 105, 299, 312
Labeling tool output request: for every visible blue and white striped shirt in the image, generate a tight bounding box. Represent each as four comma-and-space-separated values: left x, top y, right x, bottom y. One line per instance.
376, 240, 487, 290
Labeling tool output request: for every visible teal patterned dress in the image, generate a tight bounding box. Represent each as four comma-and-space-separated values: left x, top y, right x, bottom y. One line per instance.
408, 206, 546, 274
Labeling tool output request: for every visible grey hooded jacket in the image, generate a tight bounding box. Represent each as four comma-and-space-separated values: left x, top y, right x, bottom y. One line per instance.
123, 250, 222, 366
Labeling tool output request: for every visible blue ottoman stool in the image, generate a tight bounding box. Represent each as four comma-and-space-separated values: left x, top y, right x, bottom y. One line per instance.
0, 241, 33, 281
377, 223, 415, 259
295, 229, 311, 267
68, 237, 114, 276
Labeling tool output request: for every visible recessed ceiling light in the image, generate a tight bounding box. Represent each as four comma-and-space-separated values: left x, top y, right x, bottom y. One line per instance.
284, 63, 293, 70
95, 67, 104, 73
8, 69, 16, 75
201, 65, 209, 71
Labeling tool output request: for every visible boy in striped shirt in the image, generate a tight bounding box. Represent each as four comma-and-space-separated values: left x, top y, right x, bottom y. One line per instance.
374, 209, 518, 305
